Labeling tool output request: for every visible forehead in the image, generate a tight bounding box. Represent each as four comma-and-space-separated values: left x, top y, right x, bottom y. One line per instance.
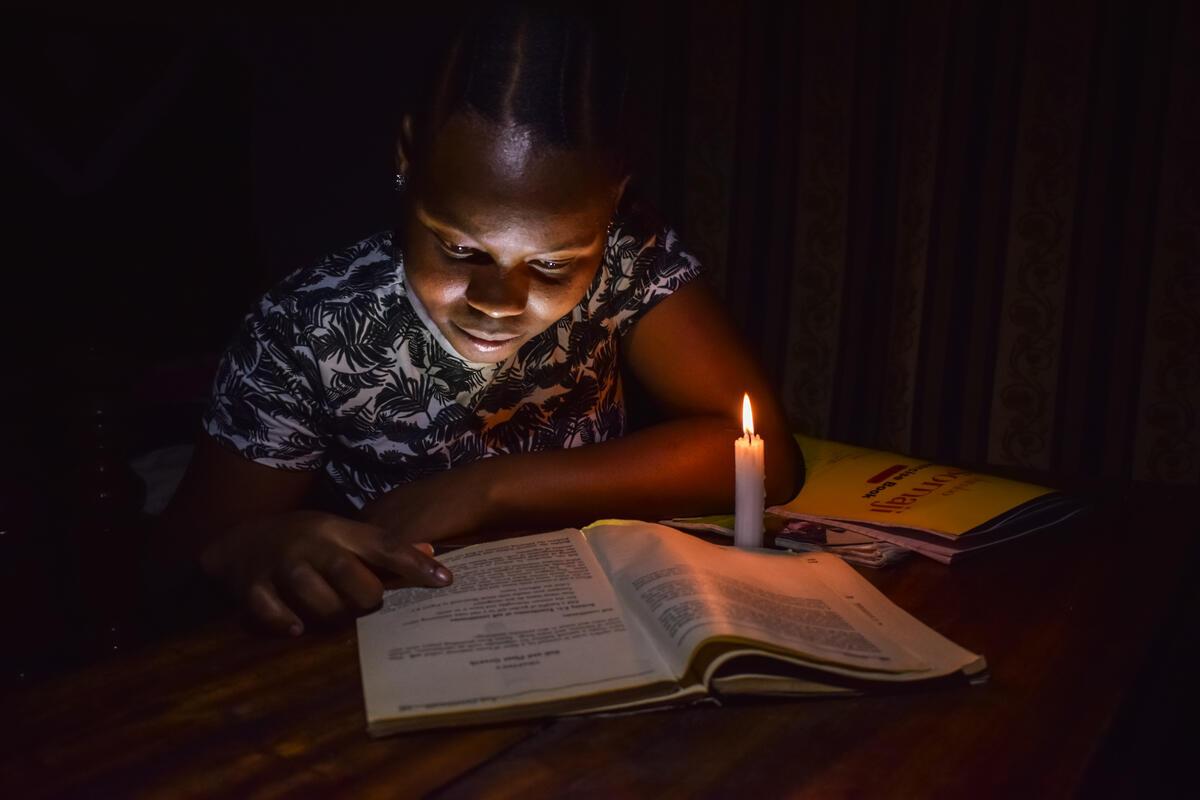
418, 112, 617, 234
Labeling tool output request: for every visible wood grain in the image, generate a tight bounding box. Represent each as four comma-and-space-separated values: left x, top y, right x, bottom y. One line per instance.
3, 481, 1189, 797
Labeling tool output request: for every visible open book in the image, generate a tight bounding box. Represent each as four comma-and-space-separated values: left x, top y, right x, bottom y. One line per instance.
357, 521, 985, 736
670, 435, 1085, 564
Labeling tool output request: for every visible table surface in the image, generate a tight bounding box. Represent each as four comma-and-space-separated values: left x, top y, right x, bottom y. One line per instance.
3, 480, 1193, 798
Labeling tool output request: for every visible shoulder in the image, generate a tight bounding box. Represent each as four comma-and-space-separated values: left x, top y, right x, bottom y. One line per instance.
605, 197, 700, 280
588, 197, 703, 335
260, 231, 399, 322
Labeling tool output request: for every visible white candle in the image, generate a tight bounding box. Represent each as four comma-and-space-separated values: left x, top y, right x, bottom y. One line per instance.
734, 393, 765, 549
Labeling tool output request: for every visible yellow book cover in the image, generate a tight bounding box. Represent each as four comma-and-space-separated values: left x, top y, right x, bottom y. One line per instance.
773, 435, 1055, 537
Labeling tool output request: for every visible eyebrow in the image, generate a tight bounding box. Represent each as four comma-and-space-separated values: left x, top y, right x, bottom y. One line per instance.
416, 206, 599, 256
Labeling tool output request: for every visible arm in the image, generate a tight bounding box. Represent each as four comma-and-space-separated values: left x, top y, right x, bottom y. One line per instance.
161, 434, 452, 635
361, 280, 803, 535
162, 279, 455, 635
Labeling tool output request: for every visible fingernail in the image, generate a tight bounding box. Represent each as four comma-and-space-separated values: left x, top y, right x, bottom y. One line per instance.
289, 623, 303, 637
434, 567, 452, 585
415, 543, 434, 556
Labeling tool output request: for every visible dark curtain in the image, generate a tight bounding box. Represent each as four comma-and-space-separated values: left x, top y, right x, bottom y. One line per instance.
647, 0, 1197, 485
5, 0, 1196, 485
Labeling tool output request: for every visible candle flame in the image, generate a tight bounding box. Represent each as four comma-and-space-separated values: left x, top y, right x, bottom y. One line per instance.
742, 393, 754, 437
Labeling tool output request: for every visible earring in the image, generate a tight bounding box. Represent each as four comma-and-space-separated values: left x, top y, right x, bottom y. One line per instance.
394, 172, 408, 193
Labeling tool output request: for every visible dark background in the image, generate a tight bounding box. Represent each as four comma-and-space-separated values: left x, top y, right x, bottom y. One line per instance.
3, 0, 1197, 489
0, 0, 1196, 788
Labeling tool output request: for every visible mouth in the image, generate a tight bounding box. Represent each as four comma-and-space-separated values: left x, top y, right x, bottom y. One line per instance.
451, 322, 521, 354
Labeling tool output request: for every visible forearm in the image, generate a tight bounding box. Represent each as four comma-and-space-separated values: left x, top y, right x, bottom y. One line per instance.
159, 434, 320, 566
476, 417, 803, 531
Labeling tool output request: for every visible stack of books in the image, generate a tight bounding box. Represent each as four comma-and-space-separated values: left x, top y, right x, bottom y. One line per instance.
668, 435, 1084, 565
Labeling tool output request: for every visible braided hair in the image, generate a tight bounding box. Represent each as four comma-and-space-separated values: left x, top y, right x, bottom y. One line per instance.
412, 2, 631, 176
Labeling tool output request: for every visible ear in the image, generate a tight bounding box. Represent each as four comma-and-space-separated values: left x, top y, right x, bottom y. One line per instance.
395, 113, 416, 176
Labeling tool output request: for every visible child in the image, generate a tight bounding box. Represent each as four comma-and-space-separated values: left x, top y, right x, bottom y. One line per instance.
165, 4, 802, 636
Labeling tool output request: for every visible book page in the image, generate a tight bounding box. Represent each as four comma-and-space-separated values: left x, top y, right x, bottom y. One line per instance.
793, 549, 986, 678
356, 529, 674, 730
585, 522, 936, 679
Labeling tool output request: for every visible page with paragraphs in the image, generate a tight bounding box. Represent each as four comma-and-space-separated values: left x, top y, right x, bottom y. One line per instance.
357, 529, 675, 730
585, 522, 936, 680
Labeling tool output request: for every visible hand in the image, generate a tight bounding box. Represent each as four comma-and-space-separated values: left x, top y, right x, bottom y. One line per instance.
359, 460, 498, 546
200, 509, 453, 636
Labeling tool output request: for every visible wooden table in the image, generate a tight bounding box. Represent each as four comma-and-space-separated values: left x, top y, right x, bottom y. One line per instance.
3, 481, 1193, 797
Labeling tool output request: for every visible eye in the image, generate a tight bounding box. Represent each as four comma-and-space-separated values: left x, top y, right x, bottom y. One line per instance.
530, 258, 574, 272
438, 239, 475, 259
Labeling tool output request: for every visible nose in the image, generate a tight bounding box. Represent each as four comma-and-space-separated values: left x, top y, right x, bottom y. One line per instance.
465, 264, 529, 319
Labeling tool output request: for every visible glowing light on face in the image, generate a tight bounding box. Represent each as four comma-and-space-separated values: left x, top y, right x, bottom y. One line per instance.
401, 114, 621, 364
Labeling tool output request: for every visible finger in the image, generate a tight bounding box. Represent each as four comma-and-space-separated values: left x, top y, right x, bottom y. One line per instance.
316, 550, 384, 611
414, 543, 434, 557
367, 538, 453, 586
278, 561, 347, 620
247, 581, 304, 637
332, 520, 453, 587
366, 541, 452, 587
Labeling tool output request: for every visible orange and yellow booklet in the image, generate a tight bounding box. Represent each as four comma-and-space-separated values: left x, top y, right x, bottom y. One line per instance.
673, 435, 1084, 564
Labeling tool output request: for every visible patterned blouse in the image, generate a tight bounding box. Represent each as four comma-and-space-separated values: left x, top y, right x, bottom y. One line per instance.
203, 215, 703, 508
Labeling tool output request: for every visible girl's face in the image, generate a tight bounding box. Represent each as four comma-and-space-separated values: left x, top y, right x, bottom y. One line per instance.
401, 112, 623, 364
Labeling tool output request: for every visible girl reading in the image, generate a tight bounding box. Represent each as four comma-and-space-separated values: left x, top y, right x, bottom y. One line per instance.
166, 4, 802, 636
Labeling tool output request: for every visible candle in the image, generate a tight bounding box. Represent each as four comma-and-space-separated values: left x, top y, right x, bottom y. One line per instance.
734, 393, 765, 548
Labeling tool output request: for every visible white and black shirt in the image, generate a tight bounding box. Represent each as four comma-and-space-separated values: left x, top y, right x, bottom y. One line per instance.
203, 215, 703, 508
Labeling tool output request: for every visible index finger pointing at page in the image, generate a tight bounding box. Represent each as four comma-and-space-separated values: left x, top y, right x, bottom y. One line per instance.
333, 520, 452, 587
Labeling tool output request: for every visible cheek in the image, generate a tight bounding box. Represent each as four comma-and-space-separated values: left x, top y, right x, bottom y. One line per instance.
406, 250, 467, 319
527, 264, 600, 325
